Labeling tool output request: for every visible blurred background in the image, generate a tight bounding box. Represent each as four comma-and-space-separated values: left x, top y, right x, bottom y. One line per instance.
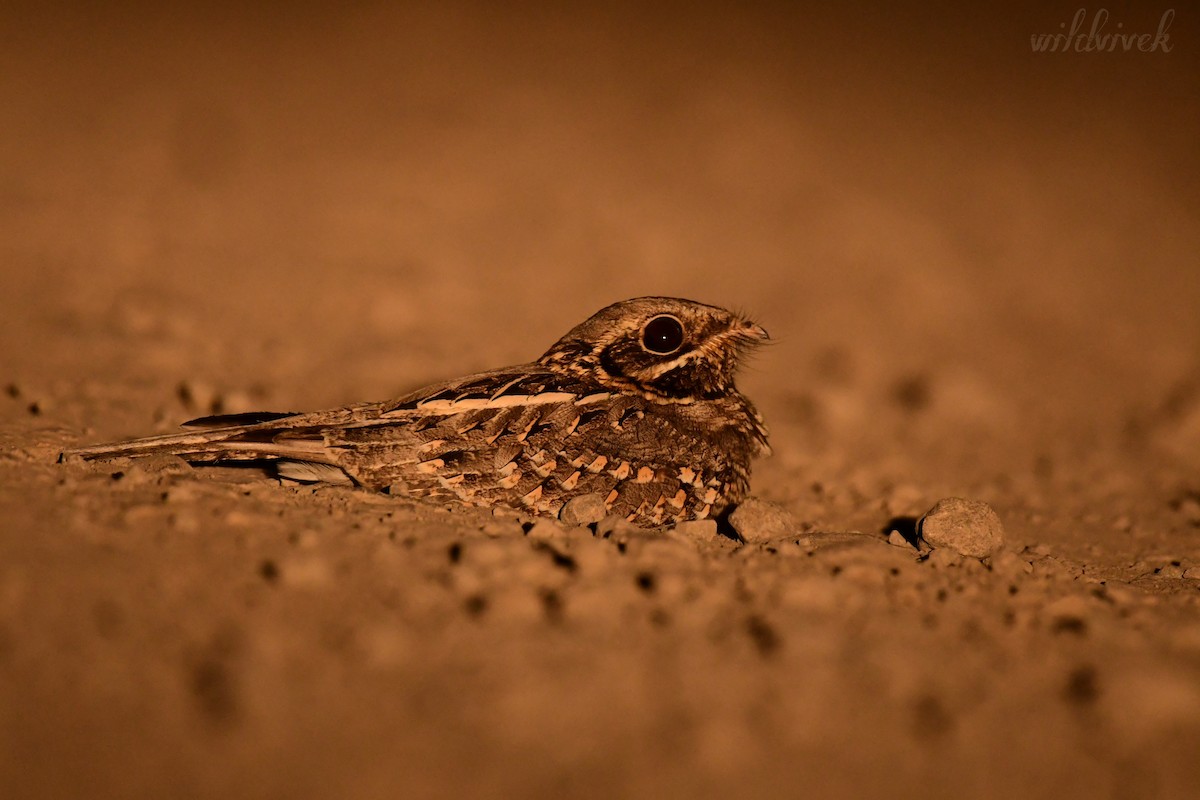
1, 1, 1197, 453
2, 5, 1199, 798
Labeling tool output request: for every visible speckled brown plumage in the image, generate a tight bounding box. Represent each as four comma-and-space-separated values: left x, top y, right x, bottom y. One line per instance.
62, 297, 770, 527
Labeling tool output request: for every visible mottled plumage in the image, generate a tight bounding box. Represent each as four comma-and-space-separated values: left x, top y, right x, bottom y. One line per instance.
62, 297, 770, 527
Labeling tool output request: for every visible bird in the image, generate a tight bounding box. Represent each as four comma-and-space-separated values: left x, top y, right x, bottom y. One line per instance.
61, 297, 770, 527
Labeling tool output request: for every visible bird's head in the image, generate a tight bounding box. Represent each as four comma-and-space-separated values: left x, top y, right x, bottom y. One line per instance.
539, 296, 768, 402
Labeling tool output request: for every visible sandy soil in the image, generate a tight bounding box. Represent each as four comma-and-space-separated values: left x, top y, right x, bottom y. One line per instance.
2, 4, 1199, 798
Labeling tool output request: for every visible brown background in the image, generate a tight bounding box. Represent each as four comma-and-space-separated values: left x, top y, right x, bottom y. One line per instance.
2, 3, 1198, 798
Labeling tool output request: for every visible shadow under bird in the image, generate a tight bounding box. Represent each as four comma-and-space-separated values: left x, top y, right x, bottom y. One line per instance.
62, 297, 770, 527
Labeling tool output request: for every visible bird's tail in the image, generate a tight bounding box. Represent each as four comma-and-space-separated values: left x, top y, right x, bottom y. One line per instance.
59, 411, 337, 466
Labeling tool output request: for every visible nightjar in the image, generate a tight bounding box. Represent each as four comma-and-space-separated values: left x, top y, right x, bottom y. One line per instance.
62, 297, 770, 527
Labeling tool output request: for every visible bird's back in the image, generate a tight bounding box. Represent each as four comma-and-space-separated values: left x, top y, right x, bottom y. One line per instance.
322, 364, 759, 525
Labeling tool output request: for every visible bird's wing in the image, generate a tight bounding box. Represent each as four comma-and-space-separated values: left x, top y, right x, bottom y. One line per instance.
58, 363, 600, 465
377, 364, 603, 415
320, 365, 614, 491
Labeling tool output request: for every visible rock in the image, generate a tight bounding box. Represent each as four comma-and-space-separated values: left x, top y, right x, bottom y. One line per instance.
918, 497, 1004, 559
887, 530, 913, 548
728, 498, 800, 543
559, 493, 608, 526
672, 519, 718, 541
595, 515, 639, 540
525, 520, 569, 540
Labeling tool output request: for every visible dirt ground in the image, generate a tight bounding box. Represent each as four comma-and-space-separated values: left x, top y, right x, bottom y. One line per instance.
2, 3, 1199, 798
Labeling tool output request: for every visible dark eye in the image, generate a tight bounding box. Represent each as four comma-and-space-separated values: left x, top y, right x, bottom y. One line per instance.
641, 315, 685, 355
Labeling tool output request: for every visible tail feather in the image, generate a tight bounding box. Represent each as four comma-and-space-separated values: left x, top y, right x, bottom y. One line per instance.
59, 403, 389, 485
62, 427, 261, 461
182, 411, 300, 429
60, 421, 333, 464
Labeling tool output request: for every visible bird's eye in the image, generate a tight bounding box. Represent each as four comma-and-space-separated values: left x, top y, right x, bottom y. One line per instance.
641, 315, 685, 355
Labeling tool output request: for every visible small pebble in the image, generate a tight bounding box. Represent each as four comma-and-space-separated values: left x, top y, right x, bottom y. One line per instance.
1183, 566, 1200, 581
924, 548, 962, 569
887, 530, 913, 549
595, 515, 639, 540
526, 520, 568, 541
673, 519, 718, 541
728, 498, 800, 543
989, 550, 1031, 579
481, 520, 522, 538
1031, 556, 1076, 581
918, 497, 1005, 559
1044, 595, 1092, 633
1157, 563, 1187, 580
559, 493, 608, 526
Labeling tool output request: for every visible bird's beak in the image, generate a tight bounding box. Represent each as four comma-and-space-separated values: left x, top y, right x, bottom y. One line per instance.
740, 320, 770, 341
